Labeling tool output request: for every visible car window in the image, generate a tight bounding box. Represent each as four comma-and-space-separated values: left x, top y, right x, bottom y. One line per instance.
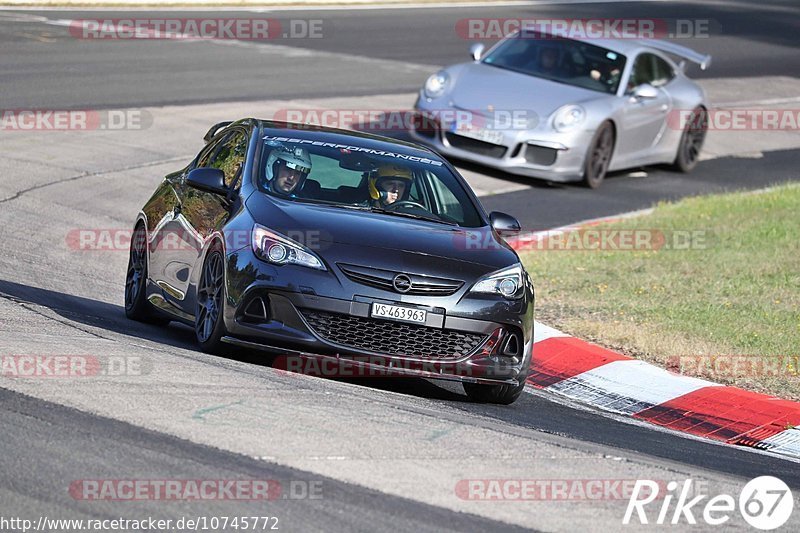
482, 34, 626, 95
652, 55, 675, 87
200, 129, 248, 189
425, 171, 464, 224
628, 53, 675, 91
628, 53, 656, 90
259, 135, 484, 227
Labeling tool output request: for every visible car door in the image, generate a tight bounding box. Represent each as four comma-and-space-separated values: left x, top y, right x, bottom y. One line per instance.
617, 53, 673, 163
150, 127, 247, 313
178, 126, 250, 314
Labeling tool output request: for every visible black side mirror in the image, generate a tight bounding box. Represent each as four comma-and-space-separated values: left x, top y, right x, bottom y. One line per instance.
489, 211, 521, 235
186, 168, 227, 195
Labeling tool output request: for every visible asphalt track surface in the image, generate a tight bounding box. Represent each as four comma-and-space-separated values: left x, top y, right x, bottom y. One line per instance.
1, 1, 800, 531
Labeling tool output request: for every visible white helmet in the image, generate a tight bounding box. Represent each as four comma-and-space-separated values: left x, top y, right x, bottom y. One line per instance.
265, 144, 312, 195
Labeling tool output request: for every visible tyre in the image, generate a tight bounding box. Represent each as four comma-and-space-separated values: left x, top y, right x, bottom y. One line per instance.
463, 367, 529, 405
195, 245, 228, 354
582, 122, 615, 189
125, 224, 169, 325
672, 106, 707, 173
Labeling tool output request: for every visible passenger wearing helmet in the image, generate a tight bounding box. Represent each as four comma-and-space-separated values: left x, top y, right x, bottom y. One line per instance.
265, 144, 312, 197
368, 164, 413, 207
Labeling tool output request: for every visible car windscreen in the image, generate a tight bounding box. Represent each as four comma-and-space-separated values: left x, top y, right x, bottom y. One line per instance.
257, 136, 485, 227
482, 33, 626, 94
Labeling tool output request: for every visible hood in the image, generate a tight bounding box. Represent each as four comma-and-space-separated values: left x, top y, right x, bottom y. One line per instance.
447, 62, 602, 120
245, 193, 518, 272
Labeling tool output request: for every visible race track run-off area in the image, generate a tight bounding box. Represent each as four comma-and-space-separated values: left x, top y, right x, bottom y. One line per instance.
2, 1, 800, 531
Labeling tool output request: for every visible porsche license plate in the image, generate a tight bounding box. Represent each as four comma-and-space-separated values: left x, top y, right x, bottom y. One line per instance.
371, 303, 427, 324
452, 124, 504, 145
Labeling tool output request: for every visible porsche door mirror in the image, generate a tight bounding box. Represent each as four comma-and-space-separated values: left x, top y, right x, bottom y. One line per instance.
631, 83, 659, 101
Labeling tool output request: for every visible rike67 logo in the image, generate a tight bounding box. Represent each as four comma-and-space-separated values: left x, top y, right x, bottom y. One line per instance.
624, 476, 794, 529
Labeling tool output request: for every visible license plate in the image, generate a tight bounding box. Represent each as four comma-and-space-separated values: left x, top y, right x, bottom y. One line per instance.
452, 124, 504, 145
370, 303, 427, 324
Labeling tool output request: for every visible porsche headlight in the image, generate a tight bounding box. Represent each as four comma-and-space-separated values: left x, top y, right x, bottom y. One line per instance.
251, 224, 325, 271
553, 104, 586, 132
469, 264, 524, 299
424, 71, 450, 99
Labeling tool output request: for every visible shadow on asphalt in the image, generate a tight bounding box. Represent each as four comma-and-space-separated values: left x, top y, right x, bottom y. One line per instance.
0, 278, 468, 403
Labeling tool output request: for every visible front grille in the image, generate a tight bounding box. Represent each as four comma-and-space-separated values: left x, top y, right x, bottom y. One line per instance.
300, 309, 488, 359
524, 144, 558, 166
444, 133, 507, 158
338, 263, 463, 296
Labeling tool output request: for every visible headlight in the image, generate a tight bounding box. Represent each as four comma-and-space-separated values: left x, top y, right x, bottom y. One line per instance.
251, 224, 325, 271
469, 264, 524, 299
552, 104, 586, 132
424, 71, 449, 99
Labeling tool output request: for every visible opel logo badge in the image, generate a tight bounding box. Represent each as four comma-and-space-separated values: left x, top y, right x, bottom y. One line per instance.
392, 274, 412, 293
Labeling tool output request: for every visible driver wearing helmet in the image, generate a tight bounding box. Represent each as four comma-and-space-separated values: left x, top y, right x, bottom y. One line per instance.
368, 164, 413, 207
265, 144, 313, 197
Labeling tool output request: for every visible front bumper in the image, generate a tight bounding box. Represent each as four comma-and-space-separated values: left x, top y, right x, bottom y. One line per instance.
408, 99, 595, 183
222, 250, 534, 385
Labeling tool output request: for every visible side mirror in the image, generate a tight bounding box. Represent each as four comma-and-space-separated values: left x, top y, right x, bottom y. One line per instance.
186, 167, 227, 195
489, 211, 521, 235
469, 43, 485, 62
630, 83, 659, 101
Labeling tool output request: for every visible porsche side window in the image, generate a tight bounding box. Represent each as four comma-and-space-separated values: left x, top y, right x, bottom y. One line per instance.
628, 53, 656, 91
652, 56, 675, 87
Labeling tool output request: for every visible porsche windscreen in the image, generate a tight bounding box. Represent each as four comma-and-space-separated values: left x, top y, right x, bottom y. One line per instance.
258, 136, 485, 227
482, 33, 627, 94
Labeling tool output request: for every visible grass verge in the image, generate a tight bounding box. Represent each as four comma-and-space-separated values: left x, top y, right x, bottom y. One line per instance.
521, 183, 800, 400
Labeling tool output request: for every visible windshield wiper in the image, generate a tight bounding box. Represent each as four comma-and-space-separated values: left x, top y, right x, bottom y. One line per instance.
368, 207, 458, 226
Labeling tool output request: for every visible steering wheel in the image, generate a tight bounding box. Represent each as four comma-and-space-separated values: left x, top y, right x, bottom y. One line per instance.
384, 200, 427, 211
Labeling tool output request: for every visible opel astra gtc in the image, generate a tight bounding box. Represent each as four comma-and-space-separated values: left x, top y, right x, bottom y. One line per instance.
125, 119, 534, 404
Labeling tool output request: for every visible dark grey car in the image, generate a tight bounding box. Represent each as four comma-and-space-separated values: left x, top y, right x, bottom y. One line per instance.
125, 119, 534, 404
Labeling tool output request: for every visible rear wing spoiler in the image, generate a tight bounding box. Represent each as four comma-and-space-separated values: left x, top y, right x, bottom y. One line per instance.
640, 39, 711, 70
203, 120, 232, 143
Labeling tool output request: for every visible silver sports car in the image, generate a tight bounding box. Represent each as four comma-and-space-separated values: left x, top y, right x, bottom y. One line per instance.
409, 30, 711, 188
